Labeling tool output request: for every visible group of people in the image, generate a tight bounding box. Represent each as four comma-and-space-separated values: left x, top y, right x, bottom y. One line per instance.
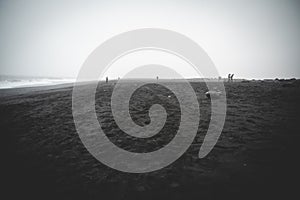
228, 74, 234, 82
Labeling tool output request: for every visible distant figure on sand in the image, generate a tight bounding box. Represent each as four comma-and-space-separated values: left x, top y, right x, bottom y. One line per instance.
230, 74, 234, 82
106, 77, 108, 83
156, 76, 159, 81
228, 74, 231, 82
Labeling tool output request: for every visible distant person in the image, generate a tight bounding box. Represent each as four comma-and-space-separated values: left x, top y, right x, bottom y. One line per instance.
156, 76, 159, 81
230, 74, 234, 82
228, 74, 231, 82
106, 76, 108, 83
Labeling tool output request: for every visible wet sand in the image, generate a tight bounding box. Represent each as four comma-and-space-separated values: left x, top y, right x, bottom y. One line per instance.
1, 80, 300, 200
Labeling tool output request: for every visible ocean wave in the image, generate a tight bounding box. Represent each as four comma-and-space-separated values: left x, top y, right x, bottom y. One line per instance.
0, 77, 75, 89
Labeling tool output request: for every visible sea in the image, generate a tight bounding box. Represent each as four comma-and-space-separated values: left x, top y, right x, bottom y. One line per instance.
0, 75, 75, 89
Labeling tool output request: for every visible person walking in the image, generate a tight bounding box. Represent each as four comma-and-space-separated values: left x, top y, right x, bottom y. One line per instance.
230, 74, 234, 82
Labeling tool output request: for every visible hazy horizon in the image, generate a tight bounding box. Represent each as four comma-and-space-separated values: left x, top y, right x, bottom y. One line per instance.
0, 73, 298, 81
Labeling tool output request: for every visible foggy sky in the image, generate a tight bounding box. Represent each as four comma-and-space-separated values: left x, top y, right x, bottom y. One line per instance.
1, 0, 300, 79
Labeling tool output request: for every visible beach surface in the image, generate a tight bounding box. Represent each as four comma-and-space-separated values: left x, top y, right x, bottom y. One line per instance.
1, 80, 300, 200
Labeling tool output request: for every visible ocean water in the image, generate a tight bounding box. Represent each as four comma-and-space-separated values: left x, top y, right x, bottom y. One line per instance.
0, 75, 75, 89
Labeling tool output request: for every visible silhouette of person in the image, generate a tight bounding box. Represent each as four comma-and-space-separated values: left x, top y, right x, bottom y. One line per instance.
156, 76, 159, 81
106, 76, 108, 83
228, 74, 231, 82
230, 74, 234, 82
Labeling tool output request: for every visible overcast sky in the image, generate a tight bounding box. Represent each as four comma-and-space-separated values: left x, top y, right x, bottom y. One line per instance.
1, 0, 300, 79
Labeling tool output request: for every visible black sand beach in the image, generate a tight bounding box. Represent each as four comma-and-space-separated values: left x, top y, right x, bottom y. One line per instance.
1, 80, 300, 200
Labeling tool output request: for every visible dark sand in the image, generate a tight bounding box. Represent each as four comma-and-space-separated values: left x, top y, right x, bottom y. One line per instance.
1, 80, 300, 200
